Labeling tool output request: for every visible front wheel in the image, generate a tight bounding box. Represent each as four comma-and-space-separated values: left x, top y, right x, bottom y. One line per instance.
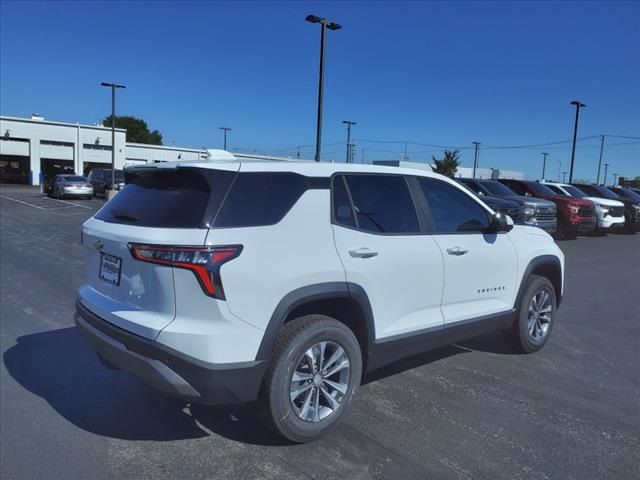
259, 315, 362, 443
507, 275, 556, 353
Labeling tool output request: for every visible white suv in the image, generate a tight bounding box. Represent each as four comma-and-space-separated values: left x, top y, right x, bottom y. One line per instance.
76, 160, 564, 442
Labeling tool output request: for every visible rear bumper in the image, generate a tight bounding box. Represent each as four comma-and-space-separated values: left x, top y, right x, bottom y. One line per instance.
63, 188, 93, 196
75, 300, 266, 405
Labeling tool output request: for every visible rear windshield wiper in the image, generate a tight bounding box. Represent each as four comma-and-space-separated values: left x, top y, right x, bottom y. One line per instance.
112, 210, 139, 222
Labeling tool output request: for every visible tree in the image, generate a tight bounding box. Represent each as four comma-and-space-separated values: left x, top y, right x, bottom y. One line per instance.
431, 149, 461, 178
102, 115, 163, 145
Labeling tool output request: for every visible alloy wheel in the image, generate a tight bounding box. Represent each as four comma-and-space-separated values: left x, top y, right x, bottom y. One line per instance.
289, 341, 350, 423
528, 289, 552, 341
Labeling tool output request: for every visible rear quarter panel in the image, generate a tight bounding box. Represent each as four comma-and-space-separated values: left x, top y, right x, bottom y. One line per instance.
205, 189, 345, 331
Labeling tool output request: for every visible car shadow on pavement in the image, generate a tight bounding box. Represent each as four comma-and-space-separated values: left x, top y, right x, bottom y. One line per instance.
3, 327, 287, 446
4, 326, 516, 447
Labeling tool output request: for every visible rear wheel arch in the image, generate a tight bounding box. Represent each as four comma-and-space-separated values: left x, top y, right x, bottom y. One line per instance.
255, 283, 375, 375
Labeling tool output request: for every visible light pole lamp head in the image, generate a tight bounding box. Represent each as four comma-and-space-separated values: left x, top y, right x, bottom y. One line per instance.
305, 14, 322, 23
327, 22, 342, 30
101, 82, 126, 89
571, 100, 586, 108
342, 120, 356, 125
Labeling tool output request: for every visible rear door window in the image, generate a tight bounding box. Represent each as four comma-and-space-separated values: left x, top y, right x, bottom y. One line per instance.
95, 168, 235, 228
337, 174, 420, 234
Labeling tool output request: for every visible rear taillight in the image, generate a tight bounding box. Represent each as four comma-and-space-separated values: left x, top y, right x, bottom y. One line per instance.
129, 244, 242, 299
64, 184, 72, 188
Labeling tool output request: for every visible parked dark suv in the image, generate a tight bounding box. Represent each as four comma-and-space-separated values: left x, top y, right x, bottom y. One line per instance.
455, 180, 524, 223
459, 178, 557, 234
499, 179, 596, 239
86, 169, 125, 196
573, 184, 640, 233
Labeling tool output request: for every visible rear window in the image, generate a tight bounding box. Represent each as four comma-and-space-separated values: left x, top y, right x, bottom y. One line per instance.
213, 172, 310, 228
63, 176, 87, 182
95, 168, 235, 228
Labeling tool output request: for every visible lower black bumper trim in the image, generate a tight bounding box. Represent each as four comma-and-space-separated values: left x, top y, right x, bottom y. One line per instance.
75, 300, 267, 405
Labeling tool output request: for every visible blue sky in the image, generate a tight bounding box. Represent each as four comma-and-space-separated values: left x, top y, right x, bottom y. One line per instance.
1, 1, 639, 181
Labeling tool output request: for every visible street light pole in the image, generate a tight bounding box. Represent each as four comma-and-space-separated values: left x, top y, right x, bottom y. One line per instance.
342, 120, 356, 163
220, 127, 231, 150
557, 159, 562, 182
472, 141, 481, 179
603, 163, 610, 185
101, 82, 126, 194
568, 100, 586, 183
306, 14, 342, 162
613, 173, 619, 186
596, 134, 606, 185
541, 152, 549, 180
562, 171, 568, 183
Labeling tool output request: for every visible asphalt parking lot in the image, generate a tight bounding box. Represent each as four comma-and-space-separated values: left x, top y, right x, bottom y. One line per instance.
1, 184, 639, 480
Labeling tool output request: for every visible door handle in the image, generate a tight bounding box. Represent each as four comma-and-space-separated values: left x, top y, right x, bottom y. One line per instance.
349, 248, 378, 259
446, 247, 468, 256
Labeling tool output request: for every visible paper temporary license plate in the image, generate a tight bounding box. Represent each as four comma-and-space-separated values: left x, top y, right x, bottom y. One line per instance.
99, 253, 122, 286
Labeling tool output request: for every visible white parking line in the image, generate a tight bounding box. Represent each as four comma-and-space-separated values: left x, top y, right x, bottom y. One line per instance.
0, 195, 47, 210
46, 197, 93, 209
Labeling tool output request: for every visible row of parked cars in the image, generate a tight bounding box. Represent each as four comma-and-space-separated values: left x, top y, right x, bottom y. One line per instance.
44, 168, 126, 199
458, 178, 640, 239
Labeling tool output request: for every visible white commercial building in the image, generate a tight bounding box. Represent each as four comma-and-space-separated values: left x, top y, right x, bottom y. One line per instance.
0, 115, 209, 186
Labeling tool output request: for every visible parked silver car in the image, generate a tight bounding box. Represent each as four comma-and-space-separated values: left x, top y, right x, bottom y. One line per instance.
49, 175, 94, 199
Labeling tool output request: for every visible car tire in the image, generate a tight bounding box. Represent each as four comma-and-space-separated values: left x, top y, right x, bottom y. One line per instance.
259, 315, 362, 443
508, 275, 556, 353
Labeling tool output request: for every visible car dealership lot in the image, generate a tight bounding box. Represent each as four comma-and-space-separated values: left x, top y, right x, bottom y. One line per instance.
1, 184, 638, 480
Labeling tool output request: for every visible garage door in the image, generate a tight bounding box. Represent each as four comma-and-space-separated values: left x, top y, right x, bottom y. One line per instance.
0, 138, 31, 184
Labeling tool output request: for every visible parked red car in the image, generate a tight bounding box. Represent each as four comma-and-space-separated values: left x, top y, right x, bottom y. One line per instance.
499, 179, 596, 239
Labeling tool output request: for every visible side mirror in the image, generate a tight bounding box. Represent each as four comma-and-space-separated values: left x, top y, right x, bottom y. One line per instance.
489, 212, 513, 233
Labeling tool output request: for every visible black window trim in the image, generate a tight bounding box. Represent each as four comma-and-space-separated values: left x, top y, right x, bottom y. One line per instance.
330, 172, 430, 236
416, 176, 501, 236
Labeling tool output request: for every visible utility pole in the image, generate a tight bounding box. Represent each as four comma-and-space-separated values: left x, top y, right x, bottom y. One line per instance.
100, 82, 126, 198
219, 127, 231, 150
361, 148, 365, 164
557, 159, 562, 182
603, 163, 610, 185
306, 14, 342, 162
296, 146, 301, 159
613, 173, 619, 185
596, 134, 606, 185
342, 120, 356, 163
541, 152, 549, 180
403, 142, 408, 161
472, 141, 481, 179
568, 100, 586, 183
562, 171, 568, 183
